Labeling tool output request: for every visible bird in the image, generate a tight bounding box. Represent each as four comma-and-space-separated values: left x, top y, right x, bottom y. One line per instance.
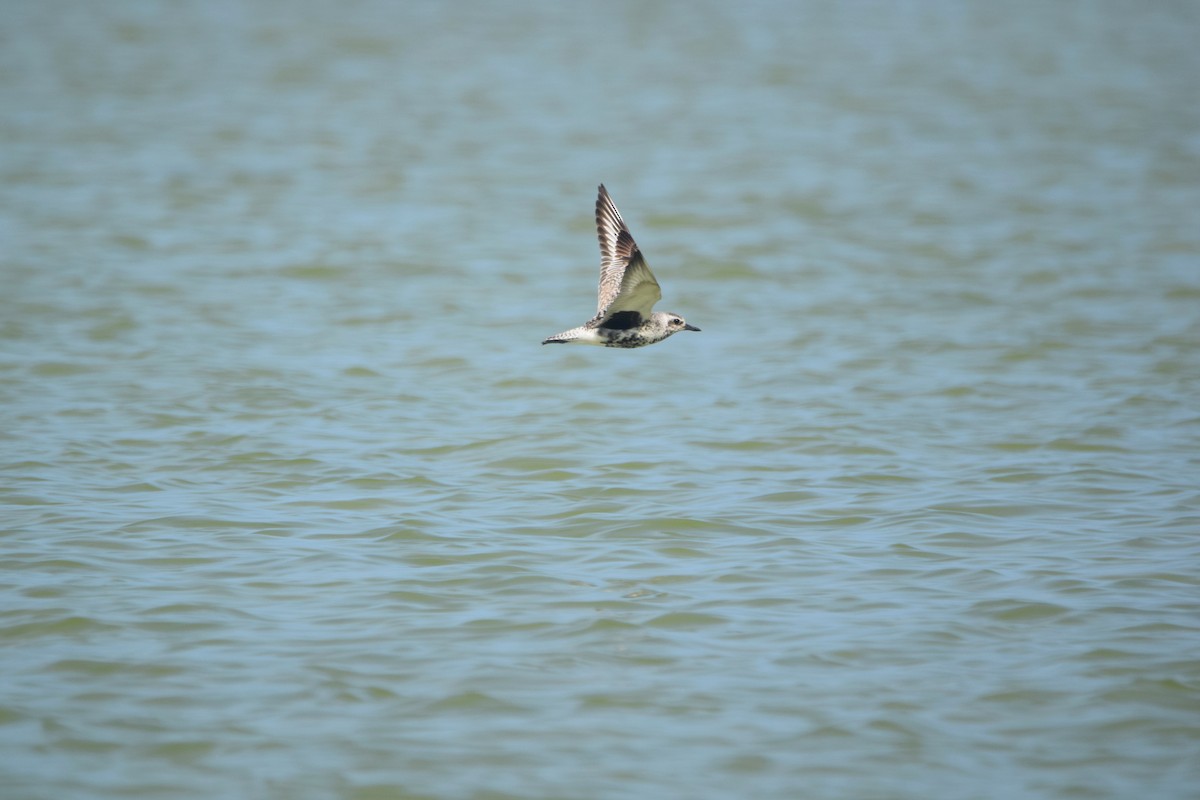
542, 184, 700, 348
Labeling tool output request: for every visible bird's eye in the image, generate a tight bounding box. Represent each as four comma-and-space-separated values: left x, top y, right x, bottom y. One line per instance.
672, 318, 682, 325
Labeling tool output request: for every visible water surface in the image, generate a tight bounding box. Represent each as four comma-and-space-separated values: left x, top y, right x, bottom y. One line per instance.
2, 2, 1199, 798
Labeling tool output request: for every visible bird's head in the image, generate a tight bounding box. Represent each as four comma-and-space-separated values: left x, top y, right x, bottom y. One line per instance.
659, 312, 700, 336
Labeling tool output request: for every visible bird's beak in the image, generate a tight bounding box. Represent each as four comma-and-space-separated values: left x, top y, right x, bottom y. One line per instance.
684, 324, 701, 332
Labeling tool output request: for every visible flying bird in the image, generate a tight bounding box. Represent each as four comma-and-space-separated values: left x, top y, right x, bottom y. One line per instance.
542, 184, 699, 348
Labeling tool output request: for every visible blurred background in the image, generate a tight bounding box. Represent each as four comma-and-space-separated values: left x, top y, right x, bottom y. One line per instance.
2, 2, 1198, 798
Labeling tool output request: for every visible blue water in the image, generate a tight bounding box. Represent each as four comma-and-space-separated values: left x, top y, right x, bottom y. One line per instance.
2, 2, 1199, 798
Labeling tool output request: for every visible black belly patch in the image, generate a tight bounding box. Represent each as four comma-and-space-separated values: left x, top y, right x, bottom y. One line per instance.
602, 311, 643, 330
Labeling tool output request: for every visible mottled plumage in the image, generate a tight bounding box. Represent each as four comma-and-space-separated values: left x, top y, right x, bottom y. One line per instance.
542, 185, 699, 348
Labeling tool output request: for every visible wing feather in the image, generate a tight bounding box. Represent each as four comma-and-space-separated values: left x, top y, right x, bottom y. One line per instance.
593, 184, 661, 322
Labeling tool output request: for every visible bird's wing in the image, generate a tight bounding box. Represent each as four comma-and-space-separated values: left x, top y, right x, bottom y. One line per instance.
594, 184, 662, 321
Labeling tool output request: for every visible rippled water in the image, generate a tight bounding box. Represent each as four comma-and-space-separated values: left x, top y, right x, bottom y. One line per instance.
3, 2, 1199, 798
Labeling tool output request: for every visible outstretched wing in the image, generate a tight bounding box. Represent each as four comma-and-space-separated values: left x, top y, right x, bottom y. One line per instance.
593, 184, 661, 322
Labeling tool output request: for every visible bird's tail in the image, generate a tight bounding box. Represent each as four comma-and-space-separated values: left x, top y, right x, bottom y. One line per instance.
541, 325, 590, 345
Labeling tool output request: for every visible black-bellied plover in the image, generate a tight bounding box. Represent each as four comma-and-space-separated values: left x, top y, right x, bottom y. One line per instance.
542, 185, 700, 348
